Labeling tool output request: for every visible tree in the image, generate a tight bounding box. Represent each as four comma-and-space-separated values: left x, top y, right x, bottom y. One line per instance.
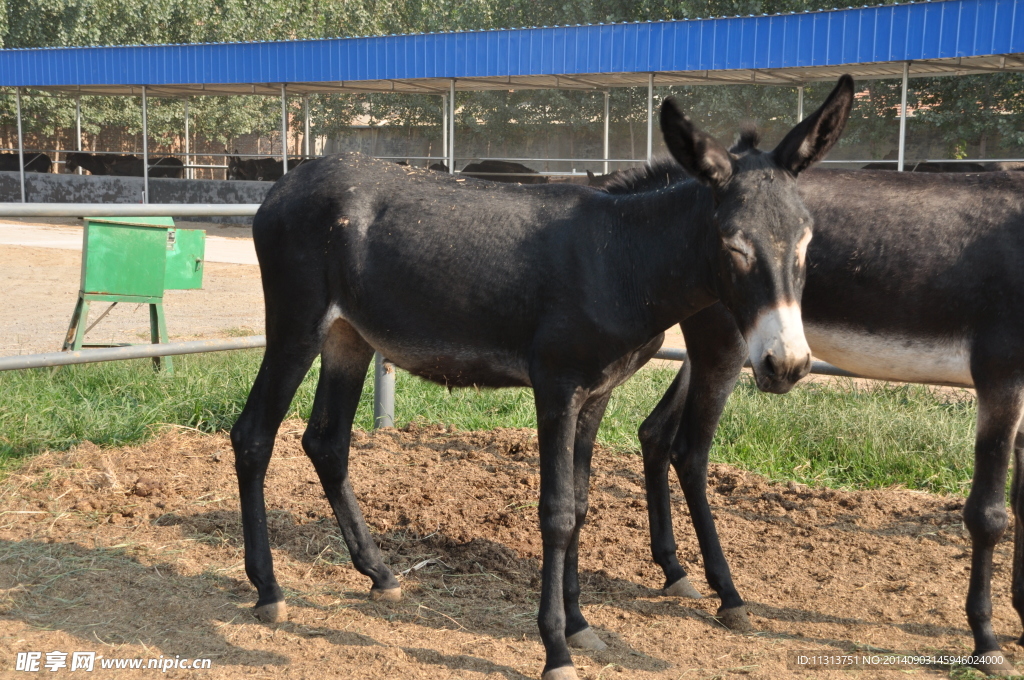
4, 0, 1021, 163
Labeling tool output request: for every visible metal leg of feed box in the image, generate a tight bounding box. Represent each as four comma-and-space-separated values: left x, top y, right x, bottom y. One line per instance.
149, 302, 172, 373
62, 297, 90, 351
63, 293, 173, 372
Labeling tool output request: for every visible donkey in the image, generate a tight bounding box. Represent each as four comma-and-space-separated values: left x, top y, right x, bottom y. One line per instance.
109, 156, 185, 178
0, 152, 51, 173
65, 152, 139, 175
227, 153, 312, 181
230, 76, 854, 680
65, 152, 183, 178
461, 159, 548, 184
631, 135, 1024, 675
144, 156, 185, 178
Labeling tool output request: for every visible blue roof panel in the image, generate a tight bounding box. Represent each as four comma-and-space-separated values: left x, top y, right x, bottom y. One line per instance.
1, 0, 1022, 89
1013, 0, 1024, 51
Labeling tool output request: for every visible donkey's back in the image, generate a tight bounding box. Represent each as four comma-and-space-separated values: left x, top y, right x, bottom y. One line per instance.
253, 152, 625, 389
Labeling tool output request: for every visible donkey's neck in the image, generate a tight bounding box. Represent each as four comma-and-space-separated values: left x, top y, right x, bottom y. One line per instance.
603, 180, 721, 337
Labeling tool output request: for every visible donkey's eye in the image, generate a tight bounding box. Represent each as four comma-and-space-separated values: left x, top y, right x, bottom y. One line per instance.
723, 233, 754, 270
727, 245, 753, 271
727, 244, 751, 258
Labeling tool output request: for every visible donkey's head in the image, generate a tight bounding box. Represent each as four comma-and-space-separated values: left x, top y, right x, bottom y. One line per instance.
661, 75, 854, 393
227, 152, 245, 181
64, 153, 83, 173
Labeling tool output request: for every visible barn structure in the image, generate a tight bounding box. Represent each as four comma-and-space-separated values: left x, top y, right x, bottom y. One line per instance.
2, 0, 1024, 203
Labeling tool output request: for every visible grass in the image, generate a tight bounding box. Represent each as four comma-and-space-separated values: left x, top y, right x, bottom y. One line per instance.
0, 349, 979, 495
715, 378, 977, 495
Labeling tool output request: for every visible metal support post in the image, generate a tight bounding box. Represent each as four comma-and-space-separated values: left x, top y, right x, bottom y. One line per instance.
15, 88, 25, 203
373, 352, 395, 428
280, 84, 289, 173
303, 95, 311, 158
441, 94, 448, 168
149, 303, 173, 373
184, 99, 191, 179
603, 91, 611, 174
797, 86, 804, 122
75, 95, 83, 175
898, 62, 909, 172
448, 80, 455, 173
646, 74, 654, 163
141, 86, 149, 203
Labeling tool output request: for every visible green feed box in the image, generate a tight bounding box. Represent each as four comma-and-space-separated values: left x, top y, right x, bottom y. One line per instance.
64, 215, 207, 373
164, 226, 206, 290
79, 216, 205, 296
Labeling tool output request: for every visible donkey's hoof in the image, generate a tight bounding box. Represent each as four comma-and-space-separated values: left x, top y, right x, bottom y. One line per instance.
567, 627, 607, 651
370, 586, 402, 603
542, 666, 579, 680
974, 651, 1015, 676
253, 601, 288, 623
663, 576, 703, 599
715, 605, 753, 632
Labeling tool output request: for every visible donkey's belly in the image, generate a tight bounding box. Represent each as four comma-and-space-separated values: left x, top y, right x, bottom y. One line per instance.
378, 341, 533, 389
323, 305, 533, 388
803, 323, 974, 387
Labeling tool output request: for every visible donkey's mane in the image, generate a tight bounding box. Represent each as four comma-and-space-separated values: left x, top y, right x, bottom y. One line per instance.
600, 158, 690, 195
600, 125, 768, 195
731, 125, 762, 155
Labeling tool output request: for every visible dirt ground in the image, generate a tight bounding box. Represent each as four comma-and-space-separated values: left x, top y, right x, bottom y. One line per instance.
0, 424, 1016, 679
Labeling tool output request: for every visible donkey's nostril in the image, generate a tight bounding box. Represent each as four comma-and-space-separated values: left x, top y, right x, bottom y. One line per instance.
790, 354, 812, 383
764, 352, 779, 377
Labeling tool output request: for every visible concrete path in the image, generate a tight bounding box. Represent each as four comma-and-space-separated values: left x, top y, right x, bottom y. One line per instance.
0, 219, 258, 265
0, 216, 688, 353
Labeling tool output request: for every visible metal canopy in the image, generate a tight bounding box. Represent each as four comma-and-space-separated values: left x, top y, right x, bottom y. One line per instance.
2, 0, 1023, 96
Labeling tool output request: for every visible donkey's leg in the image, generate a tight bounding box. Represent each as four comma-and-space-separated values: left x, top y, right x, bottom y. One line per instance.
1013, 420, 1024, 643
564, 393, 611, 651
963, 373, 1024, 676
639, 365, 692, 595
671, 345, 748, 630
301, 319, 401, 600
640, 306, 750, 629
532, 379, 587, 680
231, 338, 323, 623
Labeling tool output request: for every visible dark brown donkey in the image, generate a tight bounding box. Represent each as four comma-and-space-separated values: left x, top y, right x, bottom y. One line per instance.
634, 139, 1024, 675
230, 76, 854, 680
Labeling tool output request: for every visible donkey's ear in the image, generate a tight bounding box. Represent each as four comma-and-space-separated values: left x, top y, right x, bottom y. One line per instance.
772, 74, 855, 176
660, 98, 734, 188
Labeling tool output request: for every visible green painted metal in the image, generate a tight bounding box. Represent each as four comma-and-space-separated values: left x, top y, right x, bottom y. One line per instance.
164, 228, 205, 290
62, 215, 205, 374
149, 302, 172, 372
80, 216, 173, 298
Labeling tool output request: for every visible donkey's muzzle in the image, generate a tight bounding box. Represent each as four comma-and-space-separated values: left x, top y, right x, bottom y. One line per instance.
756, 351, 812, 393
747, 303, 812, 394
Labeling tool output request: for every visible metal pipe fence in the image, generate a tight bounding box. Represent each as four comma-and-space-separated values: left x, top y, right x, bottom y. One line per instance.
0, 203, 260, 217
0, 200, 968, 432
5, 148, 1024, 174
0, 336, 267, 371
0, 336, 969, 397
